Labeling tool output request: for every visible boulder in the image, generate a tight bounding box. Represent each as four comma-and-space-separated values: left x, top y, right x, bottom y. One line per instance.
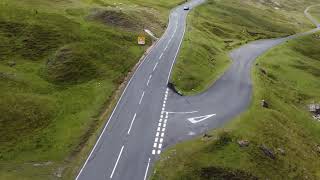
316, 145, 320, 153
260, 145, 276, 159
261, 100, 269, 108
277, 148, 285, 155
260, 68, 267, 75
7, 61, 16, 67
238, 140, 250, 147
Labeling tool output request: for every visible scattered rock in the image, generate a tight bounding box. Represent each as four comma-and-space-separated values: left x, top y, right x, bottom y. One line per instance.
7, 61, 16, 67
261, 100, 269, 108
308, 103, 320, 114
259, 68, 267, 74
167, 82, 183, 96
203, 133, 213, 138
313, 115, 320, 121
316, 145, 320, 153
277, 148, 285, 155
260, 145, 276, 159
53, 167, 65, 178
238, 140, 250, 147
33, 161, 53, 167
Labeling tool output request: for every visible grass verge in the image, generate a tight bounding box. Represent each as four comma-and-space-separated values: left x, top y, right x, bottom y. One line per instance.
152, 32, 320, 179
309, 5, 320, 22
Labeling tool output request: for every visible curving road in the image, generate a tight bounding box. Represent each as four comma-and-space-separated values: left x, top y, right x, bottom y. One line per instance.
75, 1, 205, 180
75, 1, 320, 180
164, 4, 320, 146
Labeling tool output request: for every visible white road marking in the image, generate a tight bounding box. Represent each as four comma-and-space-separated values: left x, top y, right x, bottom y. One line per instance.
151, 88, 170, 156
110, 146, 124, 179
143, 158, 151, 180
139, 91, 145, 105
164, 44, 168, 51
166, 111, 198, 114
167, 16, 187, 84
159, 52, 164, 59
147, 75, 152, 86
75, 31, 159, 179
127, 113, 137, 134
153, 62, 158, 71
187, 114, 216, 124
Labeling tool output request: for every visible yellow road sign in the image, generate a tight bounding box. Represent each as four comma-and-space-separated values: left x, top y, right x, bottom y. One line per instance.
138, 35, 145, 45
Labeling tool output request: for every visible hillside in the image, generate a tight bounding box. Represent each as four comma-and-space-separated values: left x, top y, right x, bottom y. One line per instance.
152, 31, 320, 179
170, 0, 320, 95
0, 0, 182, 179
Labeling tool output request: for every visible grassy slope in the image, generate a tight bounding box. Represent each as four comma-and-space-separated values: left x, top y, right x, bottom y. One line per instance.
309, 5, 320, 22
152, 32, 320, 179
0, 0, 182, 179
170, 0, 319, 95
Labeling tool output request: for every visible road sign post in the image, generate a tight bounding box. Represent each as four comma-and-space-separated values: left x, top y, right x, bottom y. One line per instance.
138, 34, 146, 45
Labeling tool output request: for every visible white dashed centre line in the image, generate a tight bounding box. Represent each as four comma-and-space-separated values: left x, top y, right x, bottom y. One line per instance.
127, 113, 137, 135
143, 158, 151, 180
139, 91, 145, 105
147, 75, 152, 86
153, 62, 158, 71
110, 145, 124, 179
159, 52, 164, 59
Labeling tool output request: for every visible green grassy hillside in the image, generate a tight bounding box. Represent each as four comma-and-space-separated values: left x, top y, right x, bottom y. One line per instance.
152, 32, 320, 179
171, 0, 320, 95
0, 0, 182, 179
309, 5, 320, 22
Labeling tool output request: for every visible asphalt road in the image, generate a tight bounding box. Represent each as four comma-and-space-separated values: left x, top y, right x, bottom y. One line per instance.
76, 1, 205, 180
76, 1, 320, 180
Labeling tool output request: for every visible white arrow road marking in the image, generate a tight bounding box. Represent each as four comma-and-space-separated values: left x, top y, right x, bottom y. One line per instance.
187, 114, 216, 124
166, 111, 198, 114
